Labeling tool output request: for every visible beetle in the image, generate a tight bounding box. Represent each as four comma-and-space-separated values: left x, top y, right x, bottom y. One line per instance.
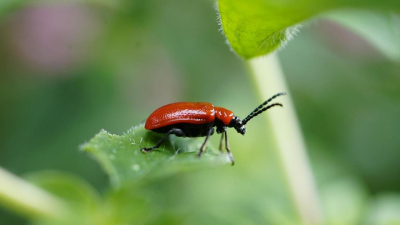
141, 92, 286, 165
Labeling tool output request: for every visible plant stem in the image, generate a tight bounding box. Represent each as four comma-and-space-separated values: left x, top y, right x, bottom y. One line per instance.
248, 54, 323, 225
0, 167, 67, 220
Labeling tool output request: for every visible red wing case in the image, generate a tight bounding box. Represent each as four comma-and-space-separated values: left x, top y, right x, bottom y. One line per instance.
144, 102, 215, 130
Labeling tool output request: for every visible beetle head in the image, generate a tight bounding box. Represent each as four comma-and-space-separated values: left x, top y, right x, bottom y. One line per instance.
229, 116, 246, 135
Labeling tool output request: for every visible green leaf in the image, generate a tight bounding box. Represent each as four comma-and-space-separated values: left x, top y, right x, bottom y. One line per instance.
23, 171, 160, 224
24, 171, 101, 211
217, 0, 400, 59
24, 171, 102, 225
81, 124, 229, 188
325, 10, 400, 61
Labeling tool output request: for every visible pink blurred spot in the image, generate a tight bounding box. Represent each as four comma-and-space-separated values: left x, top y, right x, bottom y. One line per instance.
6, 4, 102, 76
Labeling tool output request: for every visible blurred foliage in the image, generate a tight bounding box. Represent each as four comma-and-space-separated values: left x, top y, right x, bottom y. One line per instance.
0, 0, 399, 224
325, 10, 400, 61
25, 171, 102, 225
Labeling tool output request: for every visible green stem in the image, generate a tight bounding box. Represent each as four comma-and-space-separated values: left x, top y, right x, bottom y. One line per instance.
0, 167, 67, 220
248, 54, 323, 224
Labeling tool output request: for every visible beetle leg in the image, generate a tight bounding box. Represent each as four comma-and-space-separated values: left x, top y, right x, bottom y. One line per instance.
141, 128, 184, 153
198, 127, 214, 158
219, 132, 224, 152
224, 131, 235, 166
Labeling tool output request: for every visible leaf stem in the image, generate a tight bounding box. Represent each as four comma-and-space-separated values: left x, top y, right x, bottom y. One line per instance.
0, 167, 67, 220
248, 54, 323, 224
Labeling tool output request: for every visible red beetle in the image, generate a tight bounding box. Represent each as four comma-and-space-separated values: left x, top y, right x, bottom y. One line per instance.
141, 92, 286, 165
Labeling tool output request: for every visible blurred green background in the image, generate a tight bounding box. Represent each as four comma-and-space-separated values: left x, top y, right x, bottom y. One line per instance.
1, 0, 399, 224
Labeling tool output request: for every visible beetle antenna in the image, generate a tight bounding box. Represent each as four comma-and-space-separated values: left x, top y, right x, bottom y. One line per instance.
242, 92, 286, 125
242, 103, 283, 125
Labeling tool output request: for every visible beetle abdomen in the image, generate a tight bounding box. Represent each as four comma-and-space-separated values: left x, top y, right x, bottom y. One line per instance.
151, 123, 214, 137
145, 102, 215, 130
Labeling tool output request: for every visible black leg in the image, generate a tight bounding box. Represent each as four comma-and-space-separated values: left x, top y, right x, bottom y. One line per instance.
198, 127, 214, 158
141, 128, 184, 153
219, 132, 225, 152
224, 131, 235, 165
